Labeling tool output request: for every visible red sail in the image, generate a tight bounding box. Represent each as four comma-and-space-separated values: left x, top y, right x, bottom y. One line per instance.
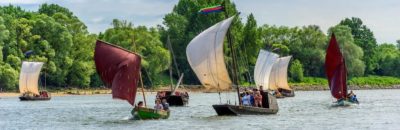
94, 40, 141, 106
325, 33, 347, 99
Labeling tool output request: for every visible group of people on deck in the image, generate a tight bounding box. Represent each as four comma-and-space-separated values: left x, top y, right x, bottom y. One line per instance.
135, 98, 169, 111
240, 89, 263, 108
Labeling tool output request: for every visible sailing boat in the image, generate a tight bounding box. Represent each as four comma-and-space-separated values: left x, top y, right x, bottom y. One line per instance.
325, 33, 359, 106
157, 36, 189, 106
94, 40, 169, 119
269, 55, 294, 97
19, 61, 51, 101
187, 16, 278, 115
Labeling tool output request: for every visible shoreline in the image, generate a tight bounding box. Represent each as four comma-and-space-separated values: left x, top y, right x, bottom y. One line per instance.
1, 85, 399, 97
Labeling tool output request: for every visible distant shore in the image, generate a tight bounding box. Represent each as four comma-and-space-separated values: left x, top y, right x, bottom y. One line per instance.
1, 84, 400, 97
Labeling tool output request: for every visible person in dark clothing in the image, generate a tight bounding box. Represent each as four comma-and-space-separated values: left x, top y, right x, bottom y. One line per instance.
161, 99, 170, 111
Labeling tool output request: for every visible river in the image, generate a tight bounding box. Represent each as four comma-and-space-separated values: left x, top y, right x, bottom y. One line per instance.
1, 89, 399, 130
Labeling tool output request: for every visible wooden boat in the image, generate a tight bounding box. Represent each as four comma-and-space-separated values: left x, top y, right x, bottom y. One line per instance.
163, 36, 189, 106
19, 62, 51, 101
95, 40, 169, 120
158, 90, 189, 106
270, 56, 295, 98
325, 33, 359, 106
186, 16, 278, 116
131, 107, 170, 120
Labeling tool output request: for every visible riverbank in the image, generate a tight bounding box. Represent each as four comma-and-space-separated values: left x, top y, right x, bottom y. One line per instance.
2, 84, 400, 97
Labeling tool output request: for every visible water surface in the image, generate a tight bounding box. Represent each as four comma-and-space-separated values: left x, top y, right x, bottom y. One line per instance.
1, 90, 399, 130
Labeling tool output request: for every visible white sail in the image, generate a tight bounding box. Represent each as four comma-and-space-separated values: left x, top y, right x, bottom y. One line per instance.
254, 50, 279, 90
275, 56, 292, 90
186, 17, 234, 90
19, 61, 43, 95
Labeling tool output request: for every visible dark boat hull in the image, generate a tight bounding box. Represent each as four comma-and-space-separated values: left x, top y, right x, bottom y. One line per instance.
162, 91, 189, 106
19, 96, 51, 101
281, 89, 295, 97
212, 92, 279, 116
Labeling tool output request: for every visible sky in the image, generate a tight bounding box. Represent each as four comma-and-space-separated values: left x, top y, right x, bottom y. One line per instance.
1, 0, 399, 44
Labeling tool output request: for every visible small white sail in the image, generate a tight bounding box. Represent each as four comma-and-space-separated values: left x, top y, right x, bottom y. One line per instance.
254, 50, 279, 90
186, 17, 234, 90
275, 56, 292, 90
19, 61, 43, 95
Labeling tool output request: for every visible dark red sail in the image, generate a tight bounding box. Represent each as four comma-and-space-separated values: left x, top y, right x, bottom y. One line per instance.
325, 33, 347, 99
94, 40, 141, 106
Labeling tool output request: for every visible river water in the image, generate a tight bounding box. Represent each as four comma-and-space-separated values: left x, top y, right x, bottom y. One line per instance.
1, 89, 399, 130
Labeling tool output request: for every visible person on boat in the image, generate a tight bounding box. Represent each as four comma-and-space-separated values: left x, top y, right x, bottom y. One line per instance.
154, 99, 164, 111
249, 91, 255, 106
274, 90, 283, 97
347, 90, 358, 103
137, 101, 144, 108
254, 91, 263, 107
161, 99, 169, 111
242, 92, 251, 106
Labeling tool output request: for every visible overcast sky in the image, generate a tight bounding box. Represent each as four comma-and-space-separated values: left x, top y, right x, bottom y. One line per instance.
1, 0, 399, 44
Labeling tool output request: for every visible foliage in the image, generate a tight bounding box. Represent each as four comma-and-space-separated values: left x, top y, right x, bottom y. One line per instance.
339, 17, 377, 75
0, 64, 18, 90
289, 59, 304, 82
328, 25, 365, 77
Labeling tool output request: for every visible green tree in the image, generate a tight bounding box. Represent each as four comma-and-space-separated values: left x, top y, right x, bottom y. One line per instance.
374, 44, 400, 76
339, 17, 377, 75
328, 25, 365, 77
289, 59, 304, 82
0, 64, 18, 90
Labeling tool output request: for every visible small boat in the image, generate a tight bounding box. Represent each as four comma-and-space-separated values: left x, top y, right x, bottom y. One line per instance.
19, 62, 51, 101
94, 40, 169, 120
158, 90, 189, 106
163, 36, 189, 106
270, 56, 295, 97
131, 107, 170, 120
325, 33, 359, 106
186, 16, 278, 116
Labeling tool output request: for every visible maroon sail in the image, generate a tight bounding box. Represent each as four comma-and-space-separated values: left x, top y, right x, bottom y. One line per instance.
94, 40, 141, 106
325, 33, 347, 99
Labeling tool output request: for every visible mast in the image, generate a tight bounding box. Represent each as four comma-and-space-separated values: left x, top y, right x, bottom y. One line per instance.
139, 73, 147, 107
167, 35, 181, 91
223, 9, 241, 105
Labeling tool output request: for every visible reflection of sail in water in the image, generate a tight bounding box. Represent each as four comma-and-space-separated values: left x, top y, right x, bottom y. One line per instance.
94, 40, 142, 106
254, 50, 278, 91
186, 17, 234, 90
19, 62, 44, 95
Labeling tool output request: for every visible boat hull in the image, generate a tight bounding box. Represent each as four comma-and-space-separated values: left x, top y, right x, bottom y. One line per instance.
19, 96, 51, 101
161, 91, 189, 106
332, 99, 359, 107
132, 107, 170, 120
280, 89, 295, 97
213, 92, 279, 116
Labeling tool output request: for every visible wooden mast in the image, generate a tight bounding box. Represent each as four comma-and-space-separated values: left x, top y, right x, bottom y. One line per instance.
132, 35, 147, 106
223, 5, 241, 105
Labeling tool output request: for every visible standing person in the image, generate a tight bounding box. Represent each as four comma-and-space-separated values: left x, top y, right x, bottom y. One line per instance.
154, 99, 164, 111
161, 99, 170, 111
249, 91, 255, 106
254, 91, 263, 107
242, 92, 251, 106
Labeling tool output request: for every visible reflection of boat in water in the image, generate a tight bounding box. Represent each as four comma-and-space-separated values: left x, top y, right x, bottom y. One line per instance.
94, 40, 169, 120
19, 62, 51, 101
325, 34, 359, 106
187, 16, 278, 116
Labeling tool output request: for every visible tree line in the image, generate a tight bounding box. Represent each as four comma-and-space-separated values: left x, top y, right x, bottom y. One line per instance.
0, 1, 400, 91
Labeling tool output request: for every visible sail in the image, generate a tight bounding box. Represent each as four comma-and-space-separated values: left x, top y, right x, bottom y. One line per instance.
270, 56, 292, 90
94, 40, 141, 106
186, 17, 234, 90
325, 33, 347, 99
19, 61, 43, 95
254, 49, 279, 90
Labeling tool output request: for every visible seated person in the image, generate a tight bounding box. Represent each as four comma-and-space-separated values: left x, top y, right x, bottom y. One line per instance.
254, 91, 263, 107
242, 92, 251, 106
154, 99, 164, 111
161, 99, 169, 111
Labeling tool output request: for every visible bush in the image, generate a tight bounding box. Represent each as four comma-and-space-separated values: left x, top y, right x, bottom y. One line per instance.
289, 59, 304, 82
0, 64, 18, 90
